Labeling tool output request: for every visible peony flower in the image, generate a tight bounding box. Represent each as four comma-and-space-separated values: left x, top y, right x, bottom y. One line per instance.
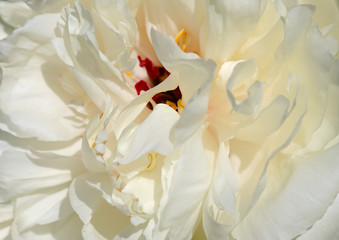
1, 0, 339, 239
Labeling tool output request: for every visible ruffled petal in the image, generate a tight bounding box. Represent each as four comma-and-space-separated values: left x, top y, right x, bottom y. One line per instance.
232, 144, 339, 240
0, 151, 85, 202
151, 28, 216, 104
203, 143, 239, 240
200, 0, 267, 63
0, 13, 85, 141
0, 1, 34, 29
69, 173, 130, 239
52, 2, 135, 111
297, 192, 339, 240
117, 104, 179, 164
158, 128, 216, 239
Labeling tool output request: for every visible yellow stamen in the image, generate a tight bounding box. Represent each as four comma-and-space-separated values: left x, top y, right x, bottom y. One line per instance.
99, 113, 103, 119
175, 29, 188, 52
123, 71, 133, 78
193, 51, 199, 55
146, 153, 157, 171
177, 99, 184, 109
166, 100, 178, 111
175, 29, 185, 43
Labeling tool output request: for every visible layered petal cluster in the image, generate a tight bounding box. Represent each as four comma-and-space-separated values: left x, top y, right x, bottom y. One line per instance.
1, 0, 339, 240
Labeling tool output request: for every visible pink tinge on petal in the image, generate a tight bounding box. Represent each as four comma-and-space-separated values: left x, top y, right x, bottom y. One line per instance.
135, 80, 150, 95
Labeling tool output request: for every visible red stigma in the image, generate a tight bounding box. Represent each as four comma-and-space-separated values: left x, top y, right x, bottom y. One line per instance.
135, 80, 150, 95
138, 56, 159, 79
135, 56, 180, 111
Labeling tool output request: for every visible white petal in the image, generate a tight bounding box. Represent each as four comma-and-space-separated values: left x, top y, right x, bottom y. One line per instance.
11, 214, 83, 240
69, 173, 130, 239
303, 60, 339, 152
202, 143, 239, 240
0, 1, 34, 28
151, 28, 216, 104
174, 77, 214, 147
53, 2, 135, 111
93, 0, 137, 49
14, 187, 73, 232
200, 0, 267, 62
24, 0, 69, 12
232, 144, 339, 240
212, 144, 239, 214
159, 128, 215, 239
117, 104, 179, 164
148, 38, 217, 146
0, 14, 85, 141
236, 95, 290, 141
82, 101, 116, 173
0, 203, 13, 240
297, 193, 339, 240
114, 74, 178, 138
231, 85, 308, 218
276, 5, 315, 61
0, 151, 84, 202
203, 195, 232, 240
288, 18, 333, 148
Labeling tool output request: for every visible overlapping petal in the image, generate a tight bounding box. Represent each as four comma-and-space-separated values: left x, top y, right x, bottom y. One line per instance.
0, 0, 339, 239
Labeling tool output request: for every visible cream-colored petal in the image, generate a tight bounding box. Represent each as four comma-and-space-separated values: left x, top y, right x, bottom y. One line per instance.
150, 29, 217, 146
53, 2, 135, 111
232, 144, 339, 240
297, 193, 339, 240
231, 85, 308, 219
24, 0, 69, 12
202, 143, 239, 240
151, 28, 216, 104
0, 203, 14, 240
0, 151, 84, 202
82, 99, 116, 173
114, 73, 178, 138
69, 173, 130, 239
0, 14, 85, 141
135, 0, 205, 61
200, 0, 267, 63
158, 128, 215, 239
117, 104, 179, 164
11, 214, 82, 240
0, 1, 34, 29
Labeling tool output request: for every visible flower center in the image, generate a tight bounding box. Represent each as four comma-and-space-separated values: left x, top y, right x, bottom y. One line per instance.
134, 56, 183, 112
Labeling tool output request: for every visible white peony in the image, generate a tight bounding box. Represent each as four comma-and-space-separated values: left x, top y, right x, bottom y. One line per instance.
0, 0, 339, 239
